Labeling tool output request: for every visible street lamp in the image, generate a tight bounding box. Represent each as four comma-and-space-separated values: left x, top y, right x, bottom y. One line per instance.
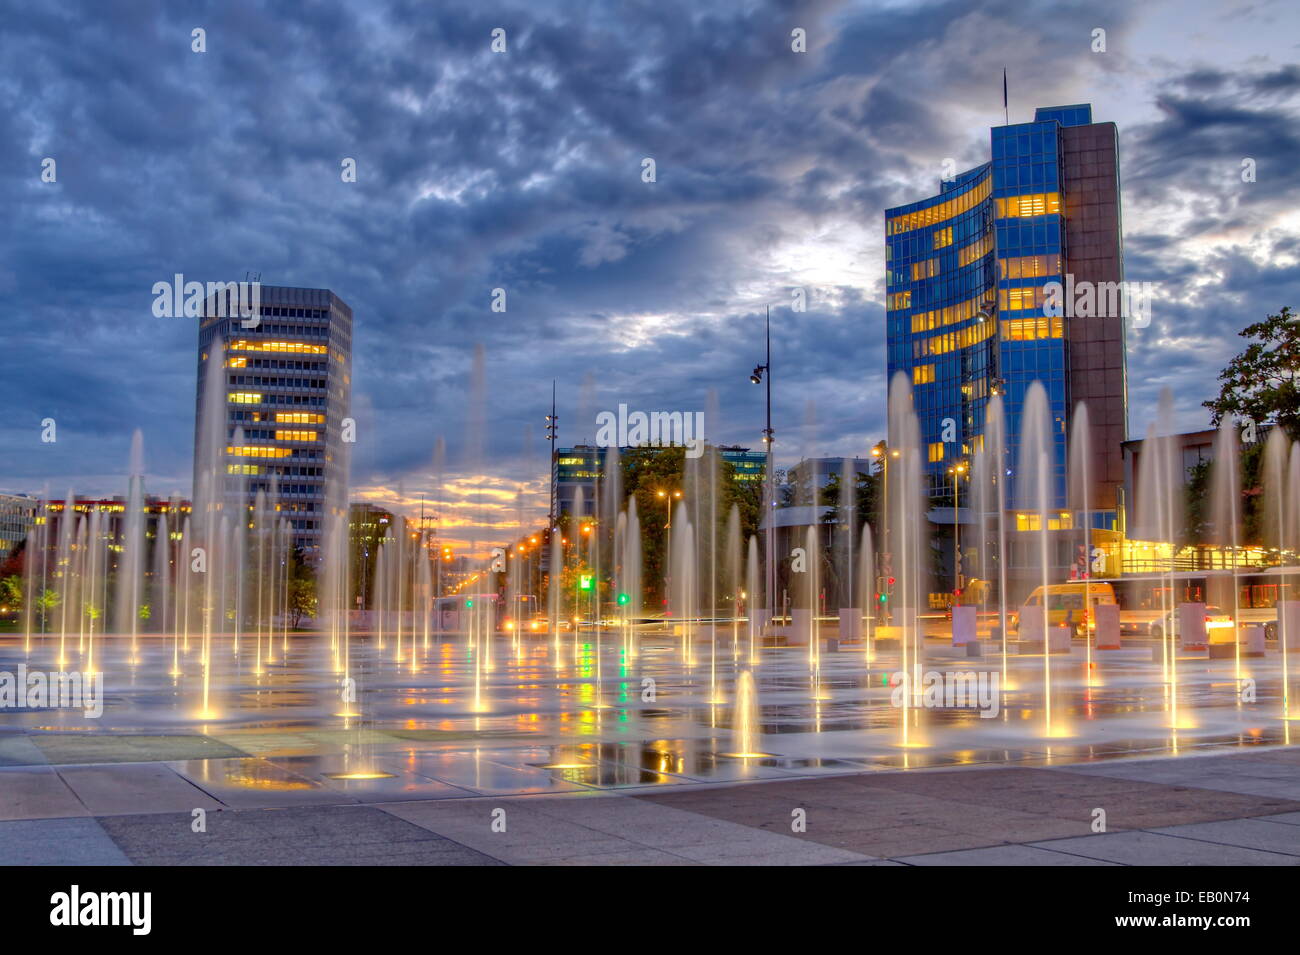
947, 461, 968, 597
750, 306, 775, 625
656, 489, 682, 614
871, 441, 900, 618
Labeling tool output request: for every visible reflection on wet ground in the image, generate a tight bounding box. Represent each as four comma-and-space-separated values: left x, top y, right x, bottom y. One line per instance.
2, 630, 1296, 797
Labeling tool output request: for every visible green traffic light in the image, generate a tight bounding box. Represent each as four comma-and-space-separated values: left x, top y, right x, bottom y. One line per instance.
617, 592, 629, 606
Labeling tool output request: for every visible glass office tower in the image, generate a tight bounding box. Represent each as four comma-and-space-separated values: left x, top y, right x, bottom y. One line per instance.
195, 285, 353, 558
885, 104, 1127, 515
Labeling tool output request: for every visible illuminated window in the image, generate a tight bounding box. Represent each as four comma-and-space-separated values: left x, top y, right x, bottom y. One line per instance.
227, 464, 262, 475
274, 413, 326, 424
228, 392, 262, 404
888, 291, 912, 310
994, 192, 1061, 219
999, 254, 1061, 280
932, 226, 953, 249
913, 364, 935, 385
928, 443, 945, 463
1000, 317, 1064, 340
275, 429, 319, 442
1001, 286, 1045, 311
226, 356, 247, 368
1014, 512, 1074, 532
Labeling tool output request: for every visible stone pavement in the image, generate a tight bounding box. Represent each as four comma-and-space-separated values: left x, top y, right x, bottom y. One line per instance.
4, 745, 1300, 865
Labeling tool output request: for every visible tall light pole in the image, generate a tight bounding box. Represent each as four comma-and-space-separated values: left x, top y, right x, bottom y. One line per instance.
947, 461, 967, 599
750, 306, 775, 626
657, 488, 682, 616
871, 441, 899, 621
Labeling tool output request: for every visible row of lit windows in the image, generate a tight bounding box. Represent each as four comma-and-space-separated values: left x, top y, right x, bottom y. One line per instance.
228, 464, 262, 475
915, 317, 996, 357
1015, 512, 1073, 531
958, 233, 994, 267
229, 339, 330, 355
229, 392, 262, 404
227, 445, 293, 458
276, 413, 325, 424
888, 291, 912, 310
275, 429, 319, 442
909, 292, 987, 332
911, 258, 938, 280
994, 192, 1060, 219
913, 364, 935, 385
886, 176, 992, 235
999, 253, 1061, 279
1001, 317, 1064, 340
933, 226, 952, 249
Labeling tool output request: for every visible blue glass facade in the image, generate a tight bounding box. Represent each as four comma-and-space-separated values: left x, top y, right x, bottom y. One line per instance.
886, 104, 1116, 510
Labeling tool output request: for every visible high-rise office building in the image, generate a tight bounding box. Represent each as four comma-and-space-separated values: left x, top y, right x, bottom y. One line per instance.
885, 103, 1127, 516
195, 285, 352, 557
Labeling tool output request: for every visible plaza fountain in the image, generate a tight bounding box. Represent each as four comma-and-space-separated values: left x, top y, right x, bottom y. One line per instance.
6, 368, 1300, 800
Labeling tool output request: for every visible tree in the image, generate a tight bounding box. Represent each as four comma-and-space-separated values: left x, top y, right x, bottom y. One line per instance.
0, 575, 22, 614
1205, 306, 1300, 440
287, 575, 317, 627
1183, 440, 1267, 550
34, 589, 62, 631
286, 545, 316, 627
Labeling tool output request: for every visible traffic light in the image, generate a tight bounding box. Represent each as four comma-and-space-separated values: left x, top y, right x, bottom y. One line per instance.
617, 592, 629, 606
579, 574, 593, 592
465, 598, 473, 608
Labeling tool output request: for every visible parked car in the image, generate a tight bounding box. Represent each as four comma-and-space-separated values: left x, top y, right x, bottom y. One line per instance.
1148, 605, 1233, 640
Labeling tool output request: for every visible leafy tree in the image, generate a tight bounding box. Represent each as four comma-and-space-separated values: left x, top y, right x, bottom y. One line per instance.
287, 545, 316, 627
0, 575, 22, 613
35, 589, 62, 631
1205, 306, 1300, 440
288, 576, 316, 627
619, 445, 765, 613
1183, 440, 1266, 550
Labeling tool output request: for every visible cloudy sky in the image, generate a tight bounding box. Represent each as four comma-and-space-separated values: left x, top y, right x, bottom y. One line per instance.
3, 0, 1298, 551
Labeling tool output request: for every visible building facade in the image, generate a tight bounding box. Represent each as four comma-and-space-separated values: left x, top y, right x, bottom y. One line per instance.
195, 285, 353, 557
0, 493, 36, 558
885, 103, 1127, 517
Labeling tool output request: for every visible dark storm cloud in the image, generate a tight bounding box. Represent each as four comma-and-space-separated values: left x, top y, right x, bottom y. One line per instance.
1117, 61, 1300, 431
1, 0, 1295, 543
